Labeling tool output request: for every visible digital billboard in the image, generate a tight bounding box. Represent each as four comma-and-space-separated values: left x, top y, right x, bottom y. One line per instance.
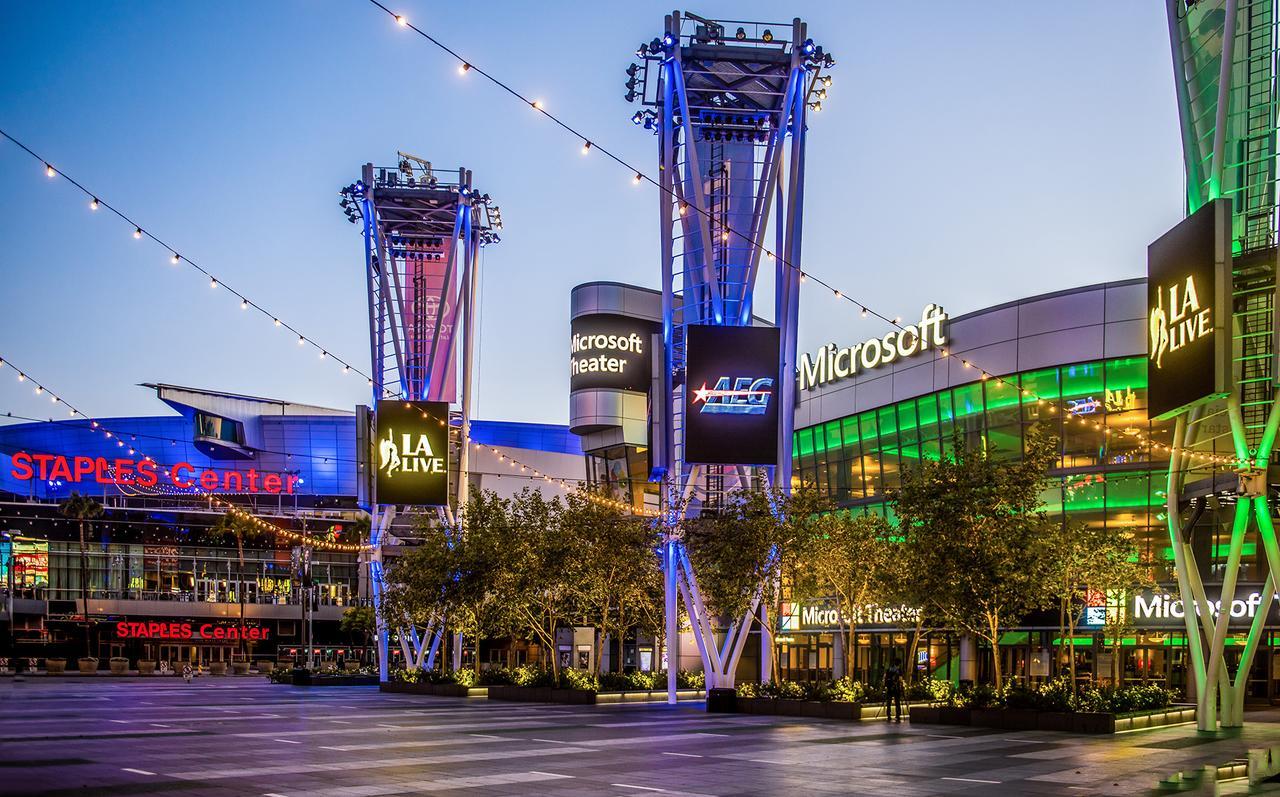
570, 313, 659, 393
1146, 198, 1231, 420
374, 400, 451, 507
684, 324, 780, 465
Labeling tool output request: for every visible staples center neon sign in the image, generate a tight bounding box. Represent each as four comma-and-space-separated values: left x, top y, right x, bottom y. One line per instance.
798, 304, 948, 391
115, 621, 269, 641
9, 452, 300, 494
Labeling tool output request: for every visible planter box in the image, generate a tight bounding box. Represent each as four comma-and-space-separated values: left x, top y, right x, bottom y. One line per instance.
77, 658, 98, 674
45, 659, 66, 675
487, 685, 595, 704
734, 697, 862, 721
380, 682, 489, 698
344, 661, 361, 672
209, 662, 227, 676
706, 688, 737, 713
109, 659, 129, 675
256, 660, 275, 674
137, 661, 157, 675
907, 705, 1193, 734
231, 662, 251, 676
595, 689, 705, 704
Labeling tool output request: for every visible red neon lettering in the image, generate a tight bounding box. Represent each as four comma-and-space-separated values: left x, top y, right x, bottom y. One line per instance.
116, 621, 128, 637
11, 452, 33, 480
114, 458, 135, 485
199, 623, 213, 638
95, 458, 112, 484
31, 454, 54, 480
49, 456, 72, 482
171, 463, 194, 488
263, 474, 282, 493
285, 474, 299, 494
148, 622, 163, 637
135, 459, 158, 488
199, 470, 220, 491
247, 468, 259, 491
73, 456, 94, 481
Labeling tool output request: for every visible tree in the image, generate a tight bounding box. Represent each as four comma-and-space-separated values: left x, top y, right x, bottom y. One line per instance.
684, 487, 829, 681
795, 510, 896, 682
60, 492, 103, 658
565, 492, 661, 675
211, 510, 264, 661
894, 430, 1059, 690
1046, 519, 1150, 684
504, 489, 576, 677
340, 605, 376, 654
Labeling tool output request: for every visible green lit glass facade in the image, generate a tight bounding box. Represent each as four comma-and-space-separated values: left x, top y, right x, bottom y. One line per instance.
793, 356, 1186, 575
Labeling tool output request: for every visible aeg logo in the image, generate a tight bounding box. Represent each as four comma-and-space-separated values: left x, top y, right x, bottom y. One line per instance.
378, 428, 445, 477
691, 376, 774, 415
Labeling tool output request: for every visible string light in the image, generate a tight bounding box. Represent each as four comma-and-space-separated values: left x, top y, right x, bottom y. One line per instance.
0, 129, 383, 393
581, 141, 592, 155
459, 62, 471, 74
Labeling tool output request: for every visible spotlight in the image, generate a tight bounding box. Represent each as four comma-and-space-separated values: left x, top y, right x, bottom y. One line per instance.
803, 39, 815, 55
735, 27, 746, 40
625, 90, 637, 102
626, 63, 639, 77
631, 111, 644, 124
762, 29, 773, 43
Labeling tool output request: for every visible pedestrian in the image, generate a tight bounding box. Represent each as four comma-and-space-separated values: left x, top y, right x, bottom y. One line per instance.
182, 662, 193, 684
883, 658, 904, 722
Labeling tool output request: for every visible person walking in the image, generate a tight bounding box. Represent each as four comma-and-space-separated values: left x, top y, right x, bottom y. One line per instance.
883, 658, 904, 722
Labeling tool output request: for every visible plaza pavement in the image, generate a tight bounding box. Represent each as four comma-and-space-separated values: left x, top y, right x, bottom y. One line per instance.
3, 677, 1280, 796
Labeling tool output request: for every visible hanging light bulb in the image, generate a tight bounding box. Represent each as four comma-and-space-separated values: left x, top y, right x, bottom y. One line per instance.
273, 318, 281, 327
90, 198, 99, 211
170, 253, 180, 265
395, 14, 407, 26
459, 62, 471, 74
45, 163, 55, 178
240, 298, 248, 310
581, 141, 592, 155
210, 277, 218, 289
133, 227, 142, 239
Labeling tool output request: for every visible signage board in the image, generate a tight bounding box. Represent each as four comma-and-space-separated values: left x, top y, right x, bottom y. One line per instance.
779, 600, 922, 632
798, 304, 949, 391
684, 325, 781, 466
114, 621, 269, 641
570, 313, 658, 393
374, 400, 451, 507
1146, 199, 1231, 420
7, 453, 301, 494
0, 537, 48, 587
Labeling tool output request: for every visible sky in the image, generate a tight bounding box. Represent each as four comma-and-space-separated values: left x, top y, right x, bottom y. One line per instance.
0, 1, 1184, 428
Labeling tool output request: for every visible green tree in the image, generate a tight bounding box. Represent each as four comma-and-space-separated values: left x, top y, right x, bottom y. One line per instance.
684, 487, 829, 679
565, 492, 661, 675
340, 605, 377, 652
796, 510, 896, 682
504, 489, 575, 677
894, 430, 1059, 690
60, 492, 103, 658
211, 510, 264, 660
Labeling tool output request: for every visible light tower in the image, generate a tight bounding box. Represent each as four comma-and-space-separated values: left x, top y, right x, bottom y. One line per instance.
1165, 0, 1280, 730
340, 153, 501, 681
626, 12, 833, 701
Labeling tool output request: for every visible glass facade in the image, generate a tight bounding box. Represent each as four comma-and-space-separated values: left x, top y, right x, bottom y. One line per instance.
793, 356, 1188, 575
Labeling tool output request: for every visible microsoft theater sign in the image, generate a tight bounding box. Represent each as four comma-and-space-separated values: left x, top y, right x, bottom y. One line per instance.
798, 304, 948, 391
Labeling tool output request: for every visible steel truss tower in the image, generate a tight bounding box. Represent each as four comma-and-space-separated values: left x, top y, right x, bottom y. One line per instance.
627, 12, 833, 701
340, 154, 501, 681
1167, 0, 1280, 730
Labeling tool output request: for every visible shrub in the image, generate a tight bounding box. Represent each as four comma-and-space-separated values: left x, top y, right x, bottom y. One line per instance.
830, 677, 866, 703
1034, 676, 1077, 712
963, 683, 1002, 709
477, 666, 514, 686
677, 670, 705, 690
735, 681, 759, 698
561, 668, 599, 692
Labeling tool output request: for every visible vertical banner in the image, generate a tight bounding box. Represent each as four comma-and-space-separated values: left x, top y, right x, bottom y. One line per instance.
1146, 198, 1231, 420
374, 400, 451, 507
407, 241, 458, 403
684, 325, 781, 465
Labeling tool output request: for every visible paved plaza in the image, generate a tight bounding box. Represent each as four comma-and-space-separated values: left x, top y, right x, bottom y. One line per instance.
3, 678, 1280, 796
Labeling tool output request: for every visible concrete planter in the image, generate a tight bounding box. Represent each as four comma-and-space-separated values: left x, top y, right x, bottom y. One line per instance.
486, 685, 597, 704
45, 659, 66, 675
344, 661, 361, 672
137, 661, 157, 675
293, 675, 378, 687
109, 658, 129, 675
256, 660, 275, 674
209, 661, 227, 676
77, 658, 98, 674
907, 705, 1194, 734
594, 689, 705, 704
231, 662, 251, 676
735, 697, 862, 721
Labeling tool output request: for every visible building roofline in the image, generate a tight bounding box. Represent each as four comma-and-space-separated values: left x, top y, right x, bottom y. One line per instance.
948, 277, 1144, 324
139, 383, 350, 415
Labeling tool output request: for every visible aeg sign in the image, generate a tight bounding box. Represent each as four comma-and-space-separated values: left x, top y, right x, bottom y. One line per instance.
1146, 198, 1230, 420
374, 400, 450, 507
684, 325, 781, 465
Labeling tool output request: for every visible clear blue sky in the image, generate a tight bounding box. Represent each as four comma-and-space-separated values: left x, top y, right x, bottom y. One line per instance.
0, 1, 1183, 427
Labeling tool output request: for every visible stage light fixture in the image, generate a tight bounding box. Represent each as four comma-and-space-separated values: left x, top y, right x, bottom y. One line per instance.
762, 29, 773, 43
626, 63, 639, 77
735, 27, 746, 40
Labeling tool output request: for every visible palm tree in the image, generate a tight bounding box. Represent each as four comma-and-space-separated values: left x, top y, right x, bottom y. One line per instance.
59, 492, 103, 659
211, 511, 259, 662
